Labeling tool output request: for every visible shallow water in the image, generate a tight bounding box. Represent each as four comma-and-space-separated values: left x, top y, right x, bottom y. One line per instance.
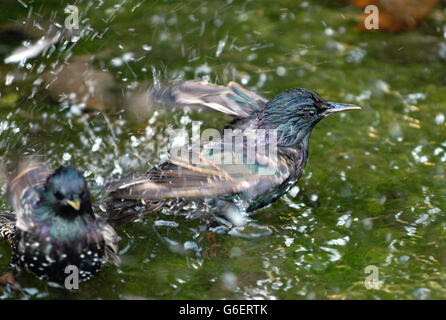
0, 0, 445, 299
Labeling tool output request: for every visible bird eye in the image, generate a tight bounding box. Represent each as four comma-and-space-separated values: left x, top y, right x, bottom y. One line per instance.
309, 109, 316, 117
54, 191, 64, 200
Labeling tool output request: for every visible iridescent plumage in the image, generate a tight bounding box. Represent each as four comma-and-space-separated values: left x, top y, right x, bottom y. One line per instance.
1, 161, 120, 283
103, 81, 360, 225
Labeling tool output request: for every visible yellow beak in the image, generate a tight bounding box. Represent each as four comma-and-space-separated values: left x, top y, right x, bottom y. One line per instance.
66, 199, 81, 211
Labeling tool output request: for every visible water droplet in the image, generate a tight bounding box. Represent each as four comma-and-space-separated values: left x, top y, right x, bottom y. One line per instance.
92, 137, 102, 152
183, 241, 198, 251
412, 288, 431, 300
324, 28, 334, 36
63, 153, 72, 161
5, 73, 14, 86
362, 218, 373, 230
399, 255, 410, 263
276, 66, 286, 77
111, 57, 123, 67
435, 113, 444, 125
221, 272, 237, 291
288, 186, 300, 198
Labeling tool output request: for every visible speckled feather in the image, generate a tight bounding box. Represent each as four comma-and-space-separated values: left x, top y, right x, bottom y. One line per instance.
0, 213, 15, 243
2, 161, 120, 283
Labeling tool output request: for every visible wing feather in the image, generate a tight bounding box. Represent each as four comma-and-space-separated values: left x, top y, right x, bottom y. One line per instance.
96, 216, 121, 266
7, 160, 51, 231
0, 212, 16, 243
107, 144, 299, 204
148, 81, 267, 118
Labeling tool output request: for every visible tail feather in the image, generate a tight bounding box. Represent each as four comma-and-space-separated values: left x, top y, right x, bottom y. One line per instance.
95, 198, 165, 226
96, 216, 121, 267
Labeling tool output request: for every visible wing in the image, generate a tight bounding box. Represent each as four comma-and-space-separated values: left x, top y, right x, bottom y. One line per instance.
96, 216, 121, 267
147, 81, 267, 118
7, 160, 51, 232
107, 141, 303, 205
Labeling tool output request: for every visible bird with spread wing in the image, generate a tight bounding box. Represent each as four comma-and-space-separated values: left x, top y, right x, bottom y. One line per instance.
0, 160, 120, 286
102, 81, 360, 226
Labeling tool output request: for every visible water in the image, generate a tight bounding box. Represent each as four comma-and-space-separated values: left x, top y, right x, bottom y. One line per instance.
0, 0, 445, 299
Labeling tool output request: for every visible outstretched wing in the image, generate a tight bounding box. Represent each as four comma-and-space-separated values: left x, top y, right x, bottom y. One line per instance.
96, 216, 121, 267
7, 160, 51, 232
147, 81, 267, 118
107, 142, 303, 205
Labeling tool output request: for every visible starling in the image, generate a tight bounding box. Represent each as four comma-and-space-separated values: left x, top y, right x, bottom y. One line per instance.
0, 161, 120, 284
103, 81, 360, 225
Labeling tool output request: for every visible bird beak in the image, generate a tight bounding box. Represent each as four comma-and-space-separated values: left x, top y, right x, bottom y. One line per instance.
66, 199, 81, 211
323, 102, 361, 117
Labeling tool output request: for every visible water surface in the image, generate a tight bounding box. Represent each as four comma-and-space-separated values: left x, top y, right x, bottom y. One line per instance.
0, 0, 445, 299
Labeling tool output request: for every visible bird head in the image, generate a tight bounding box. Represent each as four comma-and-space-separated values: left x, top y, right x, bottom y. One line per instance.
260, 88, 360, 146
42, 166, 92, 217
